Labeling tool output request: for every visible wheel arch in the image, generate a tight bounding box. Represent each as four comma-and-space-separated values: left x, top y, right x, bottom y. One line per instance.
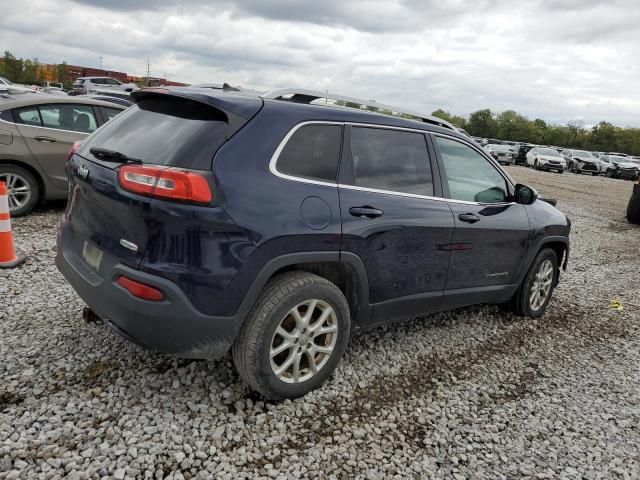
537, 237, 569, 272
236, 252, 371, 329
0, 158, 47, 200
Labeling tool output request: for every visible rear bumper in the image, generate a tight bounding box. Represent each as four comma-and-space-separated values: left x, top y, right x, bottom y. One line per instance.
56, 224, 242, 359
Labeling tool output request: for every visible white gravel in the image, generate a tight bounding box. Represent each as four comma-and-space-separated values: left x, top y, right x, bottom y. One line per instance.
1, 169, 640, 479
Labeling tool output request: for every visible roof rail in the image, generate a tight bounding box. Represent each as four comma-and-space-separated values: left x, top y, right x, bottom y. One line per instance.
261, 88, 456, 131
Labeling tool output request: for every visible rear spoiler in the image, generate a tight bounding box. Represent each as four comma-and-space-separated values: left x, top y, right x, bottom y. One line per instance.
132, 87, 263, 139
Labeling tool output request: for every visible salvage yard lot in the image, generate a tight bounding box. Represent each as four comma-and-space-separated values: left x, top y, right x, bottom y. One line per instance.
1, 167, 639, 479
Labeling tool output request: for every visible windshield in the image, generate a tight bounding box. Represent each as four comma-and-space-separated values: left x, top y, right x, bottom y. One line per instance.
538, 148, 561, 157
0, 77, 13, 85
572, 150, 594, 158
79, 95, 230, 170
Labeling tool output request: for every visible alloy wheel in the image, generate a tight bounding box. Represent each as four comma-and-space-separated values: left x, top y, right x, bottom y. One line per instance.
529, 259, 554, 311
269, 299, 338, 384
0, 172, 32, 212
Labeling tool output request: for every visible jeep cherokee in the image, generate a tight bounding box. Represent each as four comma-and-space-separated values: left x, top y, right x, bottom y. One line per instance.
56, 87, 571, 399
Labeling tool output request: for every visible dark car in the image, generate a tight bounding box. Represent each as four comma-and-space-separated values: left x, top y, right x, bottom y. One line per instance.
512, 143, 534, 165
56, 87, 571, 399
562, 149, 600, 175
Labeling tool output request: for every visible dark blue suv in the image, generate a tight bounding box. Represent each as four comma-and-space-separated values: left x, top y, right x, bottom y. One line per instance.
57, 87, 570, 399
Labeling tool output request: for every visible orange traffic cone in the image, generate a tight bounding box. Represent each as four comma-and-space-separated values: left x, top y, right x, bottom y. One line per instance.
0, 181, 26, 268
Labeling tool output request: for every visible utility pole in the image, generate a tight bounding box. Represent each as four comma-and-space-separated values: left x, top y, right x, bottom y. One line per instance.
146, 57, 150, 86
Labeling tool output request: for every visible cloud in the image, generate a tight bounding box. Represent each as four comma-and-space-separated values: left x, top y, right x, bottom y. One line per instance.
1, 0, 639, 127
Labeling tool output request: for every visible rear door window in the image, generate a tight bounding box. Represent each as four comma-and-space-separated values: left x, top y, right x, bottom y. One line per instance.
13, 107, 42, 126
39, 104, 98, 133
350, 126, 434, 196
80, 95, 229, 170
99, 106, 123, 122
275, 124, 342, 182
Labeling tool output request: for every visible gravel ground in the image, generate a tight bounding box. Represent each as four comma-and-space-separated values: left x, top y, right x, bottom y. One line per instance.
1, 168, 639, 479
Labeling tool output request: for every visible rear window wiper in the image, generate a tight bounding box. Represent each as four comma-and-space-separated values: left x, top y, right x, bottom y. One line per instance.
89, 147, 142, 164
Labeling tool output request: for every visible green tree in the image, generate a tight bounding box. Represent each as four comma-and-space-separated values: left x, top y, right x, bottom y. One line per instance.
432, 109, 466, 128
590, 121, 616, 151
467, 109, 498, 138
496, 110, 530, 141
2, 51, 23, 83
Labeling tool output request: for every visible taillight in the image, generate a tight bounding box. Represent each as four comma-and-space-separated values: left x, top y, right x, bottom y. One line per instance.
116, 276, 164, 301
118, 165, 212, 203
67, 141, 82, 161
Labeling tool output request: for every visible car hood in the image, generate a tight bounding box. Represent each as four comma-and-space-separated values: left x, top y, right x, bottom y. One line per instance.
574, 156, 597, 163
614, 161, 638, 169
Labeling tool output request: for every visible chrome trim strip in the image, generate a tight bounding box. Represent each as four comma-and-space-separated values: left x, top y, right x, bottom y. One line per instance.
268, 121, 515, 207
0, 116, 91, 136
268, 121, 344, 188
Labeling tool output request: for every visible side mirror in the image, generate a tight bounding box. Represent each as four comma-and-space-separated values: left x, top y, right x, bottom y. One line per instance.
514, 184, 538, 205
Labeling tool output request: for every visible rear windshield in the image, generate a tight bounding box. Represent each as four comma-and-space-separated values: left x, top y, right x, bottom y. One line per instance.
80, 95, 228, 170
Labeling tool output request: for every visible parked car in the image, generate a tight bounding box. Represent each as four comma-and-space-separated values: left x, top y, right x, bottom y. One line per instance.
56, 87, 570, 400
0, 96, 126, 216
598, 155, 640, 180
562, 149, 600, 175
73, 77, 137, 95
526, 147, 567, 173
484, 143, 514, 165
511, 143, 534, 165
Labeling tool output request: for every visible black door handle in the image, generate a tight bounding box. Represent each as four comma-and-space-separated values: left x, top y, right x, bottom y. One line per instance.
349, 206, 383, 219
458, 213, 480, 224
35, 136, 57, 143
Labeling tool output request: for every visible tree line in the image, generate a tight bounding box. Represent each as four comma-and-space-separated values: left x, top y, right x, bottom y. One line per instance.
431, 108, 640, 156
0, 51, 70, 88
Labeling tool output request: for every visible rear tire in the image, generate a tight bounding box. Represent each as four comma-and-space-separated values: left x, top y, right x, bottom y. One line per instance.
507, 248, 558, 318
232, 271, 351, 400
0, 164, 40, 217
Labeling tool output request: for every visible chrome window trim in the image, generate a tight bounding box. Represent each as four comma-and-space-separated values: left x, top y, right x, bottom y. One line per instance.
268, 120, 345, 188
269, 121, 515, 206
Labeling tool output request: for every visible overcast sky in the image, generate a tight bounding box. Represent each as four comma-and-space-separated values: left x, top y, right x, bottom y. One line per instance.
1, 0, 639, 127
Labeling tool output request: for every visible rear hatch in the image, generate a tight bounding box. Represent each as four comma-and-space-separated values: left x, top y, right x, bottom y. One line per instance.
65, 89, 263, 270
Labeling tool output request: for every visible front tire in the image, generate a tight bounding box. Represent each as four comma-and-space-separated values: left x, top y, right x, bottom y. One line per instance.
507, 248, 558, 318
606, 169, 617, 178
232, 271, 351, 400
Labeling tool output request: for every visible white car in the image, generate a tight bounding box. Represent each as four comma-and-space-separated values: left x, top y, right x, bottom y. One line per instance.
72, 77, 137, 95
483, 143, 514, 165
598, 155, 640, 180
526, 147, 566, 173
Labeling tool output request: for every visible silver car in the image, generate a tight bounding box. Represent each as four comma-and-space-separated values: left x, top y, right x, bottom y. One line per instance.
72, 77, 137, 95
0, 95, 125, 215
